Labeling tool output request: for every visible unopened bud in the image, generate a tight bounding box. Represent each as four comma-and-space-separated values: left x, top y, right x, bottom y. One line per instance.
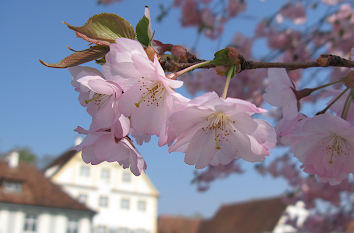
316, 55, 329, 66
171, 45, 188, 63
344, 70, 354, 88
226, 47, 242, 73
145, 46, 158, 62
226, 47, 240, 64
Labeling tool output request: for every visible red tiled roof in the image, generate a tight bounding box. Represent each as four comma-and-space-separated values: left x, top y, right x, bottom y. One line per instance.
197, 197, 287, 233
0, 160, 94, 213
158, 215, 201, 233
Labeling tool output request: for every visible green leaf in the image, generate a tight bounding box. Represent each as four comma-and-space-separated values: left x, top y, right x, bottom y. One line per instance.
39, 45, 109, 68
213, 49, 231, 66
136, 16, 151, 47
64, 13, 135, 44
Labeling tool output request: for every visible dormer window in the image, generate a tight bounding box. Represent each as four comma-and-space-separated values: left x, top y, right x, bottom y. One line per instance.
3, 181, 22, 193
23, 214, 37, 233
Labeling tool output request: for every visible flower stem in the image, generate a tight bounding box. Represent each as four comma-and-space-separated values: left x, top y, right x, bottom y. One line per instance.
221, 65, 236, 99
341, 88, 353, 119
311, 78, 344, 92
170, 60, 213, 79
316, 87, 349, 115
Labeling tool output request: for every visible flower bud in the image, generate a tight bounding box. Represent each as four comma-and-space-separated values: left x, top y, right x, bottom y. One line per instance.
316, 55, 329, 66
226, 47, 242, 73
344, 70, 354, 88
171, 45, 188, 63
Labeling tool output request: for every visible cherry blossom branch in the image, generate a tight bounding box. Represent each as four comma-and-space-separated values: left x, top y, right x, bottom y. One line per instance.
161, 54, 354, 72
243, 55, 354, 70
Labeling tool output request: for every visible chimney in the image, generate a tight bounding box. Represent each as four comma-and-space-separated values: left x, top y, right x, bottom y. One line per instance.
74, 136, 83, 146
6, 151, 19, 168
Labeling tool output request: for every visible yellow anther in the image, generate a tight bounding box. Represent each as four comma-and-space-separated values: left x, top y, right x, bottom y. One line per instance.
135, 85, 159, 108
215, 128, 221, 150
85, 94, 103, 105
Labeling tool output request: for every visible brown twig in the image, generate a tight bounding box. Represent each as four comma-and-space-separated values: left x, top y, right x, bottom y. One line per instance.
160, 53, 354, 73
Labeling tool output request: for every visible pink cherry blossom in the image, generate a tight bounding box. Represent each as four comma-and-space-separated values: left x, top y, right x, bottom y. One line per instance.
321, 0, 343, 5
103, 38, 189, 145
287, 113, 354, 185
98, 0, 122, 5
118, 56, 188, 146
74, 126, 146, 176
103, 38, 151, 91
167, 92, 276, 169
280, 3, 306, 25
69, 66, 129, 132
227, 0, 246, 17
263, 68, 298, 120
276, 113, 307, 144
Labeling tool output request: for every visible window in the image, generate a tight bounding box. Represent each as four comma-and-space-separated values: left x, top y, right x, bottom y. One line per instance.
23, 214, 37, 233
66, 219, 79, 233
4, 181, 22, 193
80, 166, 90, 177
96, 226, 107, 233
101, 168, 110, 181
99, 196, 109, 208
120, 198, 130, 210
122, 172, 131, 183
78, 194, 87, 204
137, 200, 146, 212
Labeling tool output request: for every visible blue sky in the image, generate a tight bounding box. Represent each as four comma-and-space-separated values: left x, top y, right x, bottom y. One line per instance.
0, 0, 295, 217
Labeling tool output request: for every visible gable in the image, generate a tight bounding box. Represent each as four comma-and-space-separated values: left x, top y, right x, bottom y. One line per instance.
49, 150, 159, 197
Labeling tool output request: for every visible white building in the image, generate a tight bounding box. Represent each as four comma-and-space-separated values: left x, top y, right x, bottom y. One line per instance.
0, 151, 95, 233
44, 147, 159, 233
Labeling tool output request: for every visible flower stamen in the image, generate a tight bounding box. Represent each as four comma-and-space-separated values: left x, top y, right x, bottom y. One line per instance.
325, 134, 348, 164
135, 84, 159, 108
206, 113, 231, 150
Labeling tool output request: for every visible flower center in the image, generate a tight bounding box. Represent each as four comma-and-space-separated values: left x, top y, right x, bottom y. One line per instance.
325, 134, 349, 164
203, 112, 236, 150
135, 78, 165, 108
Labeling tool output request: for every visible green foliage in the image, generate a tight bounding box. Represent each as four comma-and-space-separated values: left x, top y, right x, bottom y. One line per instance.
18, 147, 37, 164
213, 49, 231, 66
64, 13, 135, 43
39, 45, 109, 68
136, 16, 151, 47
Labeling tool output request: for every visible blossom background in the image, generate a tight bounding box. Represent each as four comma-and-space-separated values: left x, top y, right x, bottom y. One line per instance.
1, 0, 345, 217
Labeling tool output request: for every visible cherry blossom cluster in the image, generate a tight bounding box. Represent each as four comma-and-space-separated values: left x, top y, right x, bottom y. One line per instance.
71, 35, 277, 176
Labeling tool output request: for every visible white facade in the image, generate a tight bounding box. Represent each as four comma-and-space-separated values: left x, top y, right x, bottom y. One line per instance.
273, 201, 309, 233
0, 203, 92, 233
45, 151, 159, 233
